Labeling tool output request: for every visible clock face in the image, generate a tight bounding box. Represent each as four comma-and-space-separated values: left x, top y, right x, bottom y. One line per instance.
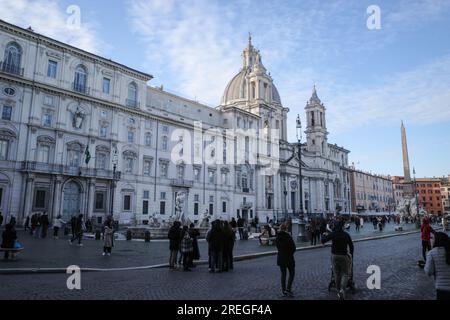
290, 180, 297, 190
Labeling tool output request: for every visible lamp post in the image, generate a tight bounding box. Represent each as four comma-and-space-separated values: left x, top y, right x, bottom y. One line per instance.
296, 114, 307, 241
110, 147, 119, 219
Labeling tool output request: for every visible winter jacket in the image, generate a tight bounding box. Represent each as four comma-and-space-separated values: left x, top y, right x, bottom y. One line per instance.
181, 232, 193, 254
425, 247, 450, 292
421, 223, 433, 241
168, 226, 181, 251
104, 226, 114, 248
276, 231, 296, 267
207, 225, 224, 252
322, 230, 354, 256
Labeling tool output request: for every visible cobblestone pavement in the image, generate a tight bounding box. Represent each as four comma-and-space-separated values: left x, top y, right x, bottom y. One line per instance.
0, 231, 446, 300
0, 222, 424, 270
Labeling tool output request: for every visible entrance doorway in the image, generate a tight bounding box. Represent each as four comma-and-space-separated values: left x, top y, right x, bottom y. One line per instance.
63, 181, 81, 221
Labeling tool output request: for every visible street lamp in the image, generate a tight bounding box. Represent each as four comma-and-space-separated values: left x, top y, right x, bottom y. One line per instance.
110, 147, 119, 219
413, 167, 420, 229
296, 114, 307, 241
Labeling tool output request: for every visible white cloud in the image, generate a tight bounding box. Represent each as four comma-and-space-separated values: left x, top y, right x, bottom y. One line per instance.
0, 0, 106, 54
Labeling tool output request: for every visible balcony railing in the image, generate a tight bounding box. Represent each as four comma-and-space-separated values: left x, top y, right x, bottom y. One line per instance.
170, 179, 194, 188
0, 61, 24, 76
72, 82, 90, 95
21, 161, 121, 180
126, 99, 139, 108
240, 202, 253, 209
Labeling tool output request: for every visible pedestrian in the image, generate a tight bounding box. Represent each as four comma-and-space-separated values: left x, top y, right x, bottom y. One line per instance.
222, 221, 235, 271
70, 215, 77, 239
321, 220, 354, 300
237, 216, 244, 240
34, 213, 42, 238
24, 215, 30, 232
276, 223, 296, 297
188, 223, 200, 267
180, 225, 193, 271
372, 217, 377, 230
40, 212, 49, 238
355, 216, 360, 232
9, 215, 16, 228
424, 232, 450, 300
230, 217, 237, 233
0, 212, 3, 227
207, 220, 224, 273
1, 223, 17, 260
102, 219, 114, 256
52, 215, 65, 239
421, 217, 435, 261
360, 216, 364, 228
309, 218, 318, 246
168, 221, 181, 269
69, 214, 84, 246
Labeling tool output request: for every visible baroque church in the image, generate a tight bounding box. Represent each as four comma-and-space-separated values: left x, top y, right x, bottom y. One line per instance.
0, 19, 350, 227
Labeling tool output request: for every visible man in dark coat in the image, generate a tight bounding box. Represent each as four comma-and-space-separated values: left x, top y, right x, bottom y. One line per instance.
168, 221, 181, 269
276, 223, 296, 297
40, 212, 49, 238
207, 220, 224, 273
222, 221, 235, 271
321, 220, 354, 300
188, 223, 200, 267
69, 214, 84, 246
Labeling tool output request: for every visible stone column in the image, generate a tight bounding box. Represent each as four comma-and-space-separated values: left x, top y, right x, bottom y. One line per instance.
52, 176, 63, 220
87, 178, 96, 219
23, 174, 35, 218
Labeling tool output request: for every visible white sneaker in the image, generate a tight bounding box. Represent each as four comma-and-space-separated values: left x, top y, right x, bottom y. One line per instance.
102, 252, 106, 256
337, 289, 345, 300
107, 253, 111, 256
78, 243, 83, 247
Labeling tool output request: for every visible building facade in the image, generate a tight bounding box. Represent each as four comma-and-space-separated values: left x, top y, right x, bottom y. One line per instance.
415, 178, 443, 215
349, 168, 394, 213
0, 20, 350, 226
441, 175, 450, 215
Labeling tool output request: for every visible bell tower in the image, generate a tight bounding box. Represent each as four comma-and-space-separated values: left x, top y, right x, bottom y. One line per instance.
305, 86, 328, 155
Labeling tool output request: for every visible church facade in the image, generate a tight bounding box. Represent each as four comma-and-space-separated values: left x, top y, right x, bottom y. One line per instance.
0, 19, 350, 227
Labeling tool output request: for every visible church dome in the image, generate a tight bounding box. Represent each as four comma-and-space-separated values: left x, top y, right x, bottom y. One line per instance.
220, 36, 282, 106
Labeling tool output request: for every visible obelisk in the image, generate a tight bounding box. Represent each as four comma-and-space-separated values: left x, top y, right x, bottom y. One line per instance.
401, 121, 411, 182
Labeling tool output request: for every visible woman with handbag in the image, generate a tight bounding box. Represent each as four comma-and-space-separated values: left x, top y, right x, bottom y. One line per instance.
1, 223, 17, 260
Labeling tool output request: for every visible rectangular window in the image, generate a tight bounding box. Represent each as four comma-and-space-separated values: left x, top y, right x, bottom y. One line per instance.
194, 202, 199, 215
145, 120, 152, 129
42, 113, 52, 127
143, 200, 149, 215
44, 95, 55, 106
209, 195, 214, 203
160, 201, 166, 215
209, 203, 214, 216
102, 78, 110, 94
128, 131, 134, 143
34, 190, 47, 209
47, 60, 57, 78
143, 190, 149, 199
125, 158, 134, 173
95, 192, 105, 211
0, 140, 8, 160
160, 192, 166, 200
123, 195, 131, 211
96, 153, 106, 170
2, 106, 12, 121
38, 145, 50, 163
160, 162, 168, 178
162, 125, 169, 133
143, 160, 151, 176
99, 126, 107, 138
222, 201, 227, 213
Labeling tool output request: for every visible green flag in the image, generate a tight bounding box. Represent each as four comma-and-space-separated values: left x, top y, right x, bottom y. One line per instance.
85, 146, 91, 164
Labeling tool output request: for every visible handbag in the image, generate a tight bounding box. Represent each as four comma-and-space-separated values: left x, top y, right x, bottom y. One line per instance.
14, 241, 23, 249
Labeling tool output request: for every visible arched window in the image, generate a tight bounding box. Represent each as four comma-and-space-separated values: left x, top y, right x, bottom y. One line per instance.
74, 65, 87, 93
127, 83, 137, 107
3, 42, 22, 75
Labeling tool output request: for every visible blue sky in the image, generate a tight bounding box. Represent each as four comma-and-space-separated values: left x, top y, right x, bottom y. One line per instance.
1, 0, 449, 178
